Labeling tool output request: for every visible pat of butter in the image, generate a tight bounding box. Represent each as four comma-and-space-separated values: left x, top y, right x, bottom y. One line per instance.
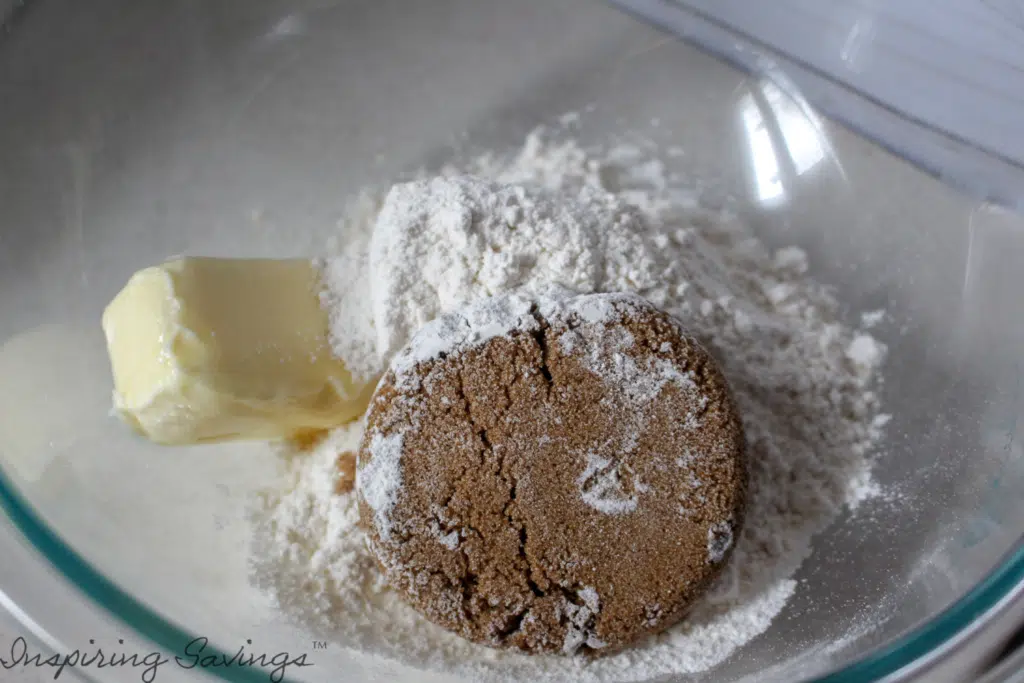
101, 257, 373, 445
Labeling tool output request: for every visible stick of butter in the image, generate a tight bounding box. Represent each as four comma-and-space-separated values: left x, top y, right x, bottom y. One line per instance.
101, 257, 374, 445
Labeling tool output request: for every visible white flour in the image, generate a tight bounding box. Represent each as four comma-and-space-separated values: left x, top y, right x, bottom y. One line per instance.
251, 125, 888, 682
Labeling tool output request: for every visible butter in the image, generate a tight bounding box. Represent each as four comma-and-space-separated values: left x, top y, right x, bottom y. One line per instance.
101, 257, 374, 445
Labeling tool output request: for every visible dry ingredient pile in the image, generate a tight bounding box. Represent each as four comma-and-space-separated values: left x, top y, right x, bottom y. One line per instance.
359, 291, 747, 655
250, 125, 888, 682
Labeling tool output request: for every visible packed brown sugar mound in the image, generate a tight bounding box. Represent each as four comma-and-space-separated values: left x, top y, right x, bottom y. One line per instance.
356, 291, 747, 655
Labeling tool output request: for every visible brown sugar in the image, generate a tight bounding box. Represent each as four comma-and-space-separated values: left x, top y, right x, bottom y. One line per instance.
356, 292, 747, 656
335, 451, 357, 494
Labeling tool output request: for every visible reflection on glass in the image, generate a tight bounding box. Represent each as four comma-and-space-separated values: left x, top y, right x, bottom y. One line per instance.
760, 80, 827, 176
738, 75, 832, 207
739, 92, 785, 205
840, 16, 875, 72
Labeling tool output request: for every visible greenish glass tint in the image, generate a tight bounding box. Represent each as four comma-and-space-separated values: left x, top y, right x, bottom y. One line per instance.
0, 467, 289, 683
4, 458, 1024, 682
818, 545, 1024, 681
3, 0, 1024, 681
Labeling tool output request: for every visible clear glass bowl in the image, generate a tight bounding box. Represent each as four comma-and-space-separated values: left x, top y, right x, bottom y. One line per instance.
2, 1, 1024, 681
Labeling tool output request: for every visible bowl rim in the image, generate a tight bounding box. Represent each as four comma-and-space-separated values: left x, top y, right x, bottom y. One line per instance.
608, 0, 1024, 212
1, 0, 1022, 676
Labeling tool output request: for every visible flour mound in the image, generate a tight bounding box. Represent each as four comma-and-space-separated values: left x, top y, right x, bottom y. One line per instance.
368, 175, 650, 363
250, 125, 888, 683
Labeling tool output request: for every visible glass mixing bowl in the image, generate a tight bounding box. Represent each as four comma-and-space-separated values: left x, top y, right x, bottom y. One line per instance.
2, 0, 1024, 681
